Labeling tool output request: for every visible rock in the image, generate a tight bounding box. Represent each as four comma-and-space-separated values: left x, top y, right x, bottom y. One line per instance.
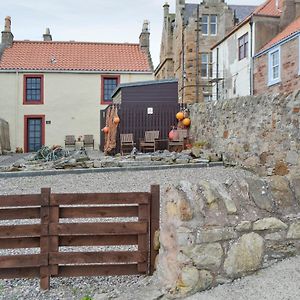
274, 161, 289, 176
236, 221, 252, 232
177, 266, 199, 293
176, 158, 190, 164
287, 222, 300, 239
153, 230, 160, 251
197, 270, 213, 291
265, 232, 286, 241
191, 147, 202, 158
290, 176, 300, 204
177, 194, 193, 222
134, 154, 152, 162
268, 176, 294, 209
253, 217, 288, 231
286, 151, 299, 165
93, 160, 102, 168
243, 156, 260, 170
197, 227, 237, 243
212, 181, 237, 214
245, 177, 273, 212
184, 243, 223, 269
83, 161, 94, 168
224, 233, 264, 278
200, 180, 218, 205
177, 227, 196, 247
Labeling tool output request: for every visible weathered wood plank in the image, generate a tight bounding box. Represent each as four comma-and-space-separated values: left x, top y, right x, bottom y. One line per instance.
138, 203, 149, 273
0, 224, 41, 238
0, 237, 40, 249
56, 264, 144, 277
49, 222, 147, 236
0, 254, 48, 268
0, 194, 41, 207
0, 267, 40, 279
51, 193, 150, 205
49, 251, 147, 265
0, 208, 40, 220
59, 235, 138, 246
60, 206, 138, 218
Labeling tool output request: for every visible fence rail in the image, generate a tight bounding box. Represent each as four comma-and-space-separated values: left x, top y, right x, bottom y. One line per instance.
0, 185, 160, 290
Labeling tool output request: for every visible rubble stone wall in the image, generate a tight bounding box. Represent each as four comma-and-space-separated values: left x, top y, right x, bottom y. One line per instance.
0, 119, 10, 154
157, 174, 300, 297
189, 91, 300, 176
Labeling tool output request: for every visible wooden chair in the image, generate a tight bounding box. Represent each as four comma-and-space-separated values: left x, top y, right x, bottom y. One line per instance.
140, 131, 159, 152
83, 135, 94, 149
64, 135, 76, 149
168, 129, 188, 152
120, 133, 135, 155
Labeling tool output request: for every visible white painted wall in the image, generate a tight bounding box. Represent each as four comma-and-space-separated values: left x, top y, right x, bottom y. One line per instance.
0, 71, 153, 151
212, 22, 252, 101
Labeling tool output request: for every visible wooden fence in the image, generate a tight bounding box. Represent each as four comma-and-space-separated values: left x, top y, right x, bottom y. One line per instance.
0, 185, 160, 290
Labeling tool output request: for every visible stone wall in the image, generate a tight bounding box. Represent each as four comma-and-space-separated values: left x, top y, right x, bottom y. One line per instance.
0, 119, 10, 154
157, 173, 300, 297
189, 91, 300, 176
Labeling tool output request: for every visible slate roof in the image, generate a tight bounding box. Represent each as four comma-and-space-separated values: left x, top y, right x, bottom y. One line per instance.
229, 5, 257, 23
259, 15, 300, 52
0, 41, 152, 72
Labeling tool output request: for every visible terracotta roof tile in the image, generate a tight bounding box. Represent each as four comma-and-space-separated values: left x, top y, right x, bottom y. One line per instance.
260, 15, 300, 51
254, 0, 283, 17
0, 41, 152, 72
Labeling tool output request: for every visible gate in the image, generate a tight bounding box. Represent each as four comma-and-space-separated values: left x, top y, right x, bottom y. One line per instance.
0, 186, 160, 290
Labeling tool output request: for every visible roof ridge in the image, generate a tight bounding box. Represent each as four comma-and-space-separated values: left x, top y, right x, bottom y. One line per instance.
13, 40, 140, 46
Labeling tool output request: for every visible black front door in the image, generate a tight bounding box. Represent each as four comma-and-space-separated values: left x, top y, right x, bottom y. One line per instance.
27, 118, 42, 152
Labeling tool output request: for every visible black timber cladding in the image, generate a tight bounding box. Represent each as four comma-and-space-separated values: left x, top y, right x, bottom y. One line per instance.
101, 80, 182, 153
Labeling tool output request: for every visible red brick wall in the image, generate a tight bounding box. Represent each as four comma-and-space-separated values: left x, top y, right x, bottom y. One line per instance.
254, 37, 300, 95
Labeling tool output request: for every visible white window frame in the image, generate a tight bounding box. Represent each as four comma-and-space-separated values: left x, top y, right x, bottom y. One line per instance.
210, 15, 217, 36
202, 15, 209, 36
268, 47, 281, 86
201, 53, 212, 78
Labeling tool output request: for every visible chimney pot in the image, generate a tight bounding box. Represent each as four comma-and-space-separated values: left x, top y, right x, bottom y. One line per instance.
1, 16, 14, 52
4, 16, 11, 32
43, 27, 52, 41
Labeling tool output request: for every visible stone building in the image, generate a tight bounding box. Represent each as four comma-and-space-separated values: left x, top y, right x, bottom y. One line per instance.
0, 17, 154, 152
212, 0, 300, 101
254, 14, 300, 95
155, 0, 255, 104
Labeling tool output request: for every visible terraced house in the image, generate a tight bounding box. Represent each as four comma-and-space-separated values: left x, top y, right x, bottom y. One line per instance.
155, 0, 256, 103
0, 17, 154, 152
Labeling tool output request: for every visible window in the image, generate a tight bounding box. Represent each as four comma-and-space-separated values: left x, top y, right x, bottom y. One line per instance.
201, 15, 217, 35
238, 33, 249, 60
23, 75, 44, 104
202, 15, 208, 35
101, 76, 120, 104
268, 47, 281, 86
210, 15, 217, 35
201, 53, 212, 78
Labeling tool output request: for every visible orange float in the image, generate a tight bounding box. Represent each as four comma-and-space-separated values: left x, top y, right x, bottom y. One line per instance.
182, 118, 191, 127
113, 117, 120, 124
176, 111, 184, 121
102, 127, 109, 133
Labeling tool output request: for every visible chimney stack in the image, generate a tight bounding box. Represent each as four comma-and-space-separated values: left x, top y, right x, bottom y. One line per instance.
139, 20, 153, 71
280, 0, 296, 30
43, 28, 52, 41
164, 2, 170, 18
1, 16, 14, 48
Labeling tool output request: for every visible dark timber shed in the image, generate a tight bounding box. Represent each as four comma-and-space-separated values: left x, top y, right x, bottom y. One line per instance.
100, 79, 182, 153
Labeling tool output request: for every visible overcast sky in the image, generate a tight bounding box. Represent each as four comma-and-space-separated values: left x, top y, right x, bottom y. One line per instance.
0, 0, 264, 68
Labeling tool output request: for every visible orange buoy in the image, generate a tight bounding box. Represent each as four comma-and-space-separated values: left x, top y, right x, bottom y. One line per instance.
182, 118, 191, 127
113, 117, 120, 124
176, 111, 184, 121
102, 126, 109, 133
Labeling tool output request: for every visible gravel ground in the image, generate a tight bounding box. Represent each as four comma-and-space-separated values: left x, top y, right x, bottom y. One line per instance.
186, 255, 300, 300
0, 166, 248, 300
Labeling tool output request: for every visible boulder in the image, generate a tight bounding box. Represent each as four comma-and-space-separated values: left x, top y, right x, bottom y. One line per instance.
253, 217, 288, 231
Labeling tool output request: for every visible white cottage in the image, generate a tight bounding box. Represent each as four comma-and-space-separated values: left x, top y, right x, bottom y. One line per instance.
0, 17, 154, 152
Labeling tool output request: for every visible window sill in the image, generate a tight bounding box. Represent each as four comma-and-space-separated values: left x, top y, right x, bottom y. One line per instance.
23, 101, 44, 105
268, 78, 281, 87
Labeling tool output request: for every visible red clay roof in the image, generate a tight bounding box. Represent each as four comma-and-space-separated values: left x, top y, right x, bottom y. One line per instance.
0, 41, 152, 72
260, 15, 300, 51
254, 0, 283, 17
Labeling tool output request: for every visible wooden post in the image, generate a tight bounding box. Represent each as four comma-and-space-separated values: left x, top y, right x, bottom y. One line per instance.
49, 190, 59, 279
40, 188, 50, 290
150, 185, 160, 275
137, 200, 149, 274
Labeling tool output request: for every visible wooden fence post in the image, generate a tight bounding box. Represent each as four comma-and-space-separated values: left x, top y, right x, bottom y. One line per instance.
138, 198, 149, 274
150, 185, 160, 275
40, 188, 50, 290
49, 191, 59, 279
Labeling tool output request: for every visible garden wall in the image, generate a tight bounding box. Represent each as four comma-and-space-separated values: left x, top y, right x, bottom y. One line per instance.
157, 173, 300, 297
189, 91, 300, 176
0, 118, 10, 154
